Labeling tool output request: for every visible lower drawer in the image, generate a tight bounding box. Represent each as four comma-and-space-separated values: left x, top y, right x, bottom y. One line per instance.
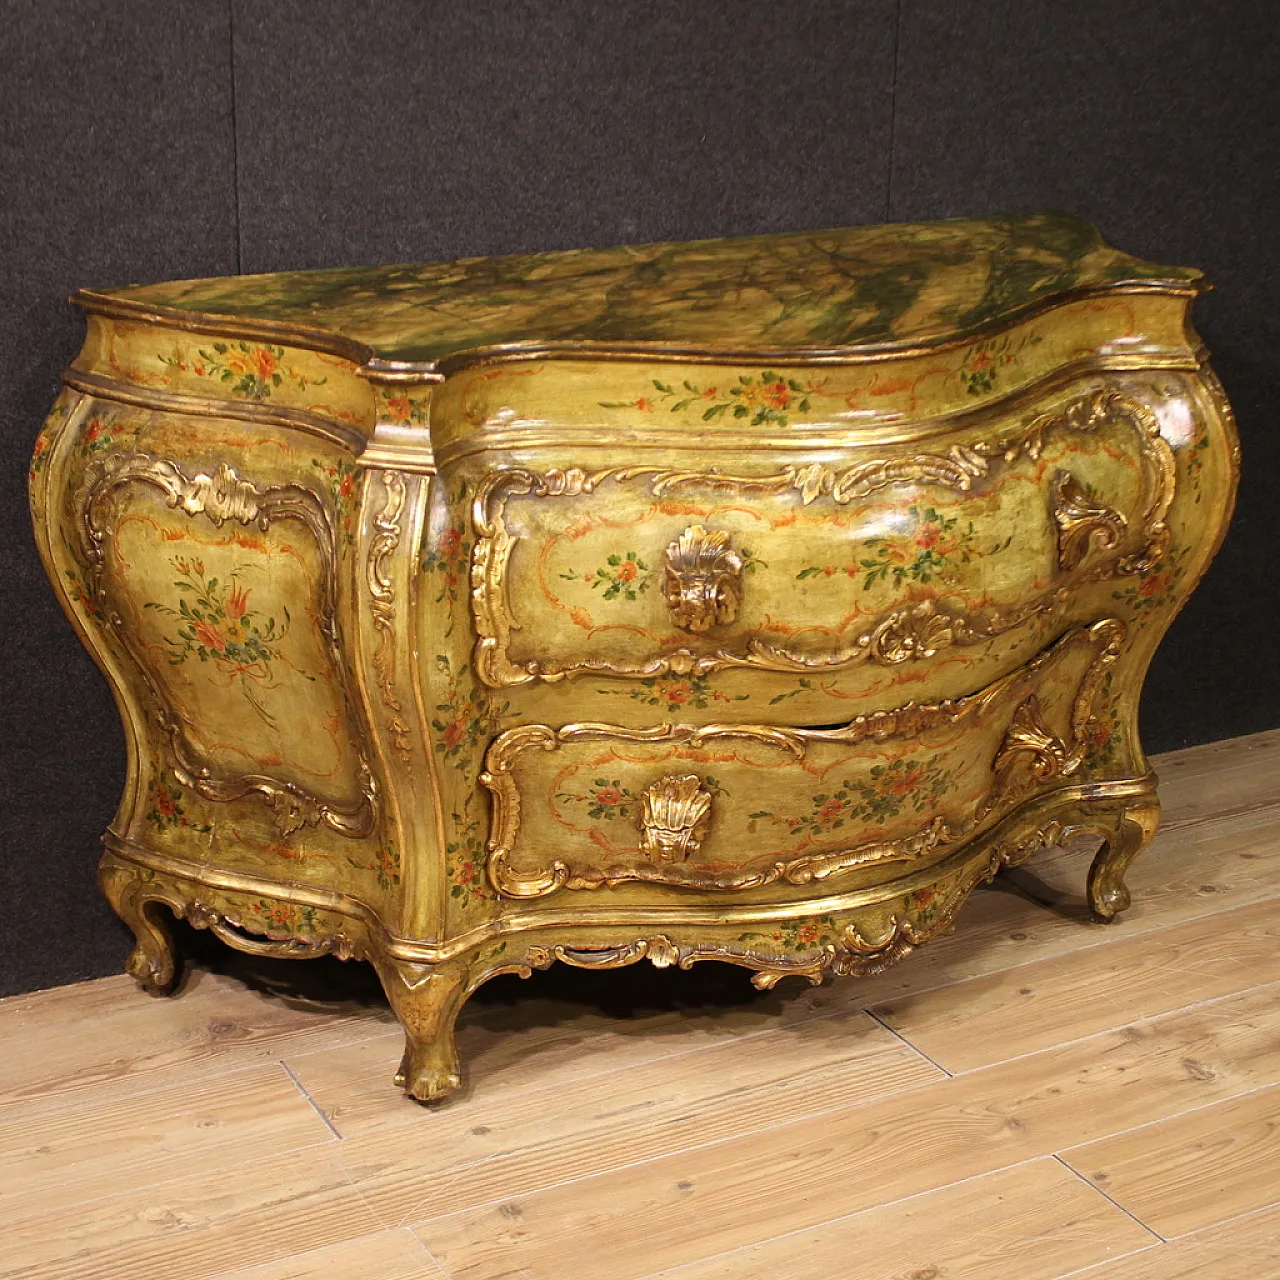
482, 618, 1122, 898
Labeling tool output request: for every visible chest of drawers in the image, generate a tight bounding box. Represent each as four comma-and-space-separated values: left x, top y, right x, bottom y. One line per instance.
29, 215, 1238, 1102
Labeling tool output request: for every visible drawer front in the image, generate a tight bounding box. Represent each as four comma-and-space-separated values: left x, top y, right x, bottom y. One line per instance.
471, 388, 1171, 690
481, 619, 1121, 899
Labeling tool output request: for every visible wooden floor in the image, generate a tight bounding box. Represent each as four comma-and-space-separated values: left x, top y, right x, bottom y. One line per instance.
3, 732, 1280, 1279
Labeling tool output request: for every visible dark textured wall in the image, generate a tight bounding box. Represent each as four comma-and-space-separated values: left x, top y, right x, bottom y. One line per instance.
2, 0, 1275, 998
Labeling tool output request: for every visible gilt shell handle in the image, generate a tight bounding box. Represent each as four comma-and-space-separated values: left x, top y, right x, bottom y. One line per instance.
640, 774, 713, 863
663, 524, 743, 633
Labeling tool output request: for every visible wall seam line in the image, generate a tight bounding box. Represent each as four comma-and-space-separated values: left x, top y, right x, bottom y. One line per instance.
884, 0, 903, 221
229, 0, 242, 273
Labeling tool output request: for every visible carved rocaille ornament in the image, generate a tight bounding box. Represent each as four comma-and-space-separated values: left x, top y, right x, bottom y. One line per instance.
367, 469, 414, 765
31, 218, 1237, 1104
663, 525, 743, 632
640, 774, 714, 862
1051, 469, 1128, 571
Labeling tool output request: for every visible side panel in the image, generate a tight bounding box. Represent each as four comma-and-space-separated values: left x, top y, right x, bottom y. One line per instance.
30, 390, 401, 928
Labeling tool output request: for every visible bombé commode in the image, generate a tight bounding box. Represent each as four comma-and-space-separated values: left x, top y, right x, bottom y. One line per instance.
29, 215, 1238, 1103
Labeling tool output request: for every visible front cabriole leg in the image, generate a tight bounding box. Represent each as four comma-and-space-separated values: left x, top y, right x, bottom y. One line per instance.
1086, 797, 1162, 922
374, 955, 472, 1104
98, 854, 182, 995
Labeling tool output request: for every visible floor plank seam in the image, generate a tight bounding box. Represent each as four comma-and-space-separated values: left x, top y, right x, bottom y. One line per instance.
0, 1013, 402, 1125
1055, 1076, 1280, 1182
621, 1153, 1060, 1280
281, 1059, 343, 1141
407, 1223, 455, 1279
944, 975, 1280, 1078
863, 1006, 954, 1077
1050, 1152, 1166, 1243
338, 1161, 421, 1259
1049, 1241, 1166, 1280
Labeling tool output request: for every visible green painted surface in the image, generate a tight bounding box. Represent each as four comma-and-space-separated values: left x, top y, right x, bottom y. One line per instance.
94, 214, 1201, 365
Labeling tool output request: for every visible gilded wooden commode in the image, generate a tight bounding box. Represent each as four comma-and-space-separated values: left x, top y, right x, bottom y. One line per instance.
29, 216, 1239, 1102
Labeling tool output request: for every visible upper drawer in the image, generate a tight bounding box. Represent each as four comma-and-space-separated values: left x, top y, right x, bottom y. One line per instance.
470, 386, 1173, 689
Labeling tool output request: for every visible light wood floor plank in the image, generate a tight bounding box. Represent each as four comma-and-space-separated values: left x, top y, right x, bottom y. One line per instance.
1061, 1083, 1280, 1237
0, 1063, 335, 1227
645, 1158, 1155, 1280
0, 1147, 383, 1280
1151, 730, 1280, 827
324, 1010, 940, 1223
209, 1227, 445, 1279
1056, 1199, 1280, 1279
870, 898, 1280, 1071
407, 984, 1280, 1279
0, 967, 396, 1116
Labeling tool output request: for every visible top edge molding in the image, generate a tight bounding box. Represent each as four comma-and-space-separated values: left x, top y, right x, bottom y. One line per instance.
75, 279, 1202, 383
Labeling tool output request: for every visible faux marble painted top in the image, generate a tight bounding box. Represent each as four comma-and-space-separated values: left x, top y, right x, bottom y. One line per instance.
85, 213, 1201, 367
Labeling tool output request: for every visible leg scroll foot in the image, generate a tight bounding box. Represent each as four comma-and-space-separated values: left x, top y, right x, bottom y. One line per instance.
1086, 799, 1161, 922
98, 858, 182, 995
375, 957, 471, 1104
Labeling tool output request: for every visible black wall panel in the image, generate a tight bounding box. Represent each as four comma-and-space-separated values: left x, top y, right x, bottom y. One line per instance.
0, 0, 237, 996
0, 0, 1275, 997
886, 0, 1280, 752
229, 0, 898, 271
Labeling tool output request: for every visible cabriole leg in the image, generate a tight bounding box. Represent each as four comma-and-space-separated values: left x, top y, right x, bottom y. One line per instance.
374, 956, 472, 1104
98, 856, 182, 995
1087, 798, 1161, 922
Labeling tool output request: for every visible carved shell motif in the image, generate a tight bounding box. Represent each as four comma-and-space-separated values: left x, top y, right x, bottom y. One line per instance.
663, 524, 744, 633
640, 774, 713, 863
979, 694, 1071, 818
1051, 470, 1127, 571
